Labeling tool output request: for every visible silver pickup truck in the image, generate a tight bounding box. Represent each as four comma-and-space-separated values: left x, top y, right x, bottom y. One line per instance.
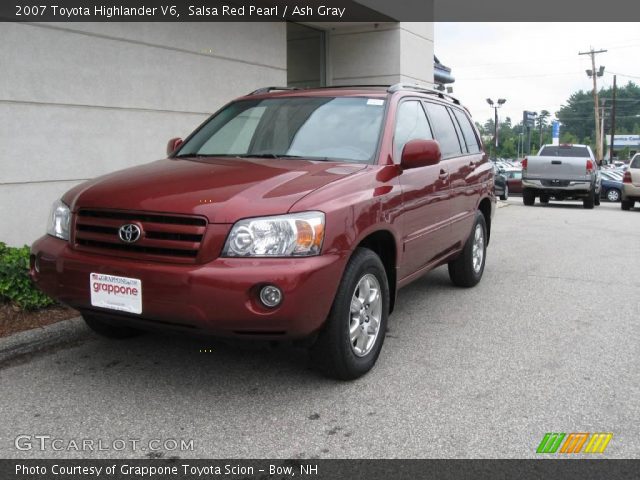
521, 144, 601, 209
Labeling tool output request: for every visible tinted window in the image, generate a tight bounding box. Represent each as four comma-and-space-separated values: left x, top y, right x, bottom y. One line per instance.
452, 109, 481, 153
631, 156, 640, 168
393, 100, 433, 162
539, 146, 591, 157
178, 97, 385, 163
423, 102, 463, 159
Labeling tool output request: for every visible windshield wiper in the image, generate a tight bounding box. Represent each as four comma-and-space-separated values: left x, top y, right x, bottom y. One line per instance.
238, 154, 333, 161
173, 153, 239, 158
237, 153, 303, 159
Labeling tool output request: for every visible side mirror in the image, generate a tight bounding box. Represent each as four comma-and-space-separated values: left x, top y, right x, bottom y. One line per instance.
400, 139, 441, 169
166, 137, 183, 156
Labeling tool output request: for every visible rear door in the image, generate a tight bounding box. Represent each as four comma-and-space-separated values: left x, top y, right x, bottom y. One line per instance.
394, 99, 451, 279
422, 101, 478, 249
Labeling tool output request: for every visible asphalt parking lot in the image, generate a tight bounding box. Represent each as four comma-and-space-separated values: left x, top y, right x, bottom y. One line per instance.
1, 200, 639, 459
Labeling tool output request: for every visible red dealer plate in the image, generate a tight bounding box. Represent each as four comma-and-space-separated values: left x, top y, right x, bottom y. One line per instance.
90, 273, 142, 314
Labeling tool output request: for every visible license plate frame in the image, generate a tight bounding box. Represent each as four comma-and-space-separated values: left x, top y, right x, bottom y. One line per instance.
90, 273, 142, 314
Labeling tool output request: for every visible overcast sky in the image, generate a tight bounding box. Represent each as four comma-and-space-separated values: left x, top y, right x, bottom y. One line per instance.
434, 23, 640, 126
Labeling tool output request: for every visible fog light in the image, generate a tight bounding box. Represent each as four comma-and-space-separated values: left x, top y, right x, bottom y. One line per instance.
259, 285, 282, 308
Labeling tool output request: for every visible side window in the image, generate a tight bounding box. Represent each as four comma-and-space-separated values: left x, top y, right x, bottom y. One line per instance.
393, 100, 433, 163
452, 108, 482, 154
423, 102, 463, 159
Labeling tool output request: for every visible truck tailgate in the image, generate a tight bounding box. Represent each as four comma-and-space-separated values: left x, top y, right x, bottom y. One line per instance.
525, 155, 590, 181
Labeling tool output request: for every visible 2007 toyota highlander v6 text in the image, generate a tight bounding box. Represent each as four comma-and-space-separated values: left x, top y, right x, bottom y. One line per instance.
30, 84, 496, 379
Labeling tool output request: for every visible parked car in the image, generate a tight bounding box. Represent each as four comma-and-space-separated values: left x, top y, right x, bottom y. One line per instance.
522, 144, 601, 208
599, 170, 623, 202
503, 169, 523, 194
30, 84, 495, 380
621, 153, 640, 210
493, 165, 508, 200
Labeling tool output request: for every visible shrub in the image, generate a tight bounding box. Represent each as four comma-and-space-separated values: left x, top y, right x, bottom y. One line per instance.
0, 242, 55, 310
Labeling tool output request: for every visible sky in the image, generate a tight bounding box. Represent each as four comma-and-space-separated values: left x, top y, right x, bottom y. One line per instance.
434, 23, 640, 127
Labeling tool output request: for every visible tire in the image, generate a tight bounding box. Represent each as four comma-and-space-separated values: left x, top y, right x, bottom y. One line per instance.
539, 194, 549, 204
606, 189, 621, 202
83, 313, 143, 339
523, 188, 535, 206
583, 190, 595, 209
448, 211, 487, 288
311, 248, 389, 380
594, 191, 600, 206
621, 199, 633, 211
499, 184, 508, 201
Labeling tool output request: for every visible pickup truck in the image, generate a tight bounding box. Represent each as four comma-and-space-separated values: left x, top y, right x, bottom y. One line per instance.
521, 144, 601, 209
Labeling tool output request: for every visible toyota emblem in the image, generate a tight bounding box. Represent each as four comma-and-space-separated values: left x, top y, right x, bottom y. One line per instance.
118, 224, 141, 243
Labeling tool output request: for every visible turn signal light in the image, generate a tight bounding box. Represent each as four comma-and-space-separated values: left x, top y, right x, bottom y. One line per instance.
623, 171, 632, 184
522, 158, 528, 170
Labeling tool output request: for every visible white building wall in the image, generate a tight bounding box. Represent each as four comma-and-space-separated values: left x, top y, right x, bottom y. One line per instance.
0, 22, 286, 246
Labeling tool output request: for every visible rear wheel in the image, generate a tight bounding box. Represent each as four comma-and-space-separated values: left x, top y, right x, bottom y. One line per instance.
311, 248, 389, 380
606, 189, 621, 202
83, 313, 143, 339
448, 211, 487, 288
621, 199, 633, 211
523, 188, 535, 206
594, 191, 601, 206
583, 190, 595, 209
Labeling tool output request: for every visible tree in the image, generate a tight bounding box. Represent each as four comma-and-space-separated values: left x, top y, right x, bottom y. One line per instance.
556, 81, 640, 149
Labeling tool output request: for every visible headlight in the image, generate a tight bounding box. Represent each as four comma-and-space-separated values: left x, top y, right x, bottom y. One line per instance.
47, 199, 71, 240
222, 212, 325, 257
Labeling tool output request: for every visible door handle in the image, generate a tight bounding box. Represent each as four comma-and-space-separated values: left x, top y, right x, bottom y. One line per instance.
439, 169, 449, 179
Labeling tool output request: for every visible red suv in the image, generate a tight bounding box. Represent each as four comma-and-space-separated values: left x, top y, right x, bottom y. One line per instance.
31, 84, 495, 379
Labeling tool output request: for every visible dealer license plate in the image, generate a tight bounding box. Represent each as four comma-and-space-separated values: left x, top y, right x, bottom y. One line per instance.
90, 273, 142, 314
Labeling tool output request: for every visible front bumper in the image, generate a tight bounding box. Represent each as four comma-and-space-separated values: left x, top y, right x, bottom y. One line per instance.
30, 235, 347, 339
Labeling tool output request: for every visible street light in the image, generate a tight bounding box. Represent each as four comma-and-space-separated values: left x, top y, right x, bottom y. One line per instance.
487, 98, 506, 150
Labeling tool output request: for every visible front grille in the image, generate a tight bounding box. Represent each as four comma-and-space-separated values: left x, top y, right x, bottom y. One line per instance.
74, 209, 207, 263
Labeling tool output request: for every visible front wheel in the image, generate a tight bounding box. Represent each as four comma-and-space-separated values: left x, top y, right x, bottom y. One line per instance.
311, 248, 389, 380
448, 211, 487, 288
499, 184, 508, 201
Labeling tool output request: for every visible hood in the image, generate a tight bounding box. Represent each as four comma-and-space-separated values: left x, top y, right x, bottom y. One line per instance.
63, 157, 367, 223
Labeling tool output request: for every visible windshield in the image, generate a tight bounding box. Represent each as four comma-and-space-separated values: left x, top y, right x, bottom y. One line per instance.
176, 96, 386, 163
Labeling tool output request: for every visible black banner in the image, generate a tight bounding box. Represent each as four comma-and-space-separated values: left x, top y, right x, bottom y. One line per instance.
3, 0, 640, 22
1, 0, 432, 22
2, 459, 640, 480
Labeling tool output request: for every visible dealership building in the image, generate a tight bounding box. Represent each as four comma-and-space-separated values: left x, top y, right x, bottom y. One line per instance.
1, 21, 435, 246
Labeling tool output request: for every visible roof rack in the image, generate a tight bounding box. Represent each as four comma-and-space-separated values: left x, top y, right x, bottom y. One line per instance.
248, 86, 301, 95
387, 83, 460, 105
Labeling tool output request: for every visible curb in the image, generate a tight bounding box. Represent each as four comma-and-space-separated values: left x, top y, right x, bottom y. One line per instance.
0, 316, 94, 368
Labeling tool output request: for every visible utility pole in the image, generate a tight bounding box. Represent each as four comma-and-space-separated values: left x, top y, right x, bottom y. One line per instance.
610, 75, 617, 162
579, 47, 607, 163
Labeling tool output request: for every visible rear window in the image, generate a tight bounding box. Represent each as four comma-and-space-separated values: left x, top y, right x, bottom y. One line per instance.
539, 146, 590, 158
631, 156, 640, 168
